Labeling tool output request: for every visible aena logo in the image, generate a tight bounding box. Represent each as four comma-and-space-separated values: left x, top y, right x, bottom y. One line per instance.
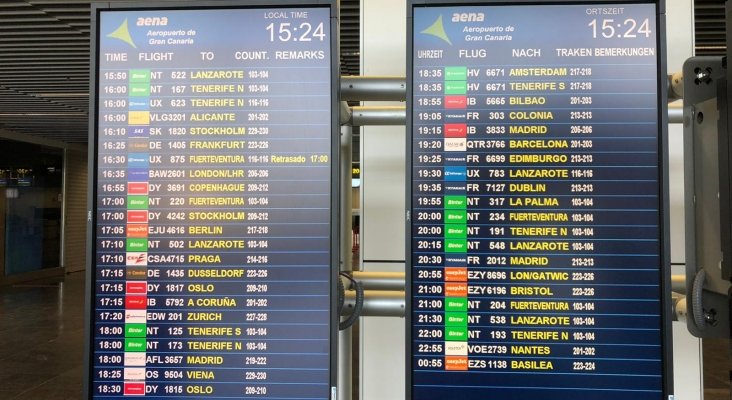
421, 15, 452, 45
107, 18, 136, 48
451, 13, 485, 22
136, 16, 168, 26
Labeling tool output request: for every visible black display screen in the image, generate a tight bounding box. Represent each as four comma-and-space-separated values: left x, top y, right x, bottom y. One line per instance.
87, 2, 337, 399
408, 2, 671, 399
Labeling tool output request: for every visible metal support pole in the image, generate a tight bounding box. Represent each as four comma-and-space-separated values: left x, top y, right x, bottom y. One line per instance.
349, 106, 406, 126
346, 272, 683, 297
337, 275, 687, 319
338, 124, 353, 400
341, 75, 683, 103
349, 271, 405, 291
341, 76, 407, 102
671, 273, 685, 294
342, 290, 406, 317
340, 125, 353, 275
339, 101, 352, 127
668, 106, 683, 124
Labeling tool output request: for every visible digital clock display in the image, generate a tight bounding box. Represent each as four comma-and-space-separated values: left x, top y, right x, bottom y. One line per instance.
408, 1, 671, 399
588, 17, 652, 38
266, 22, 326, 42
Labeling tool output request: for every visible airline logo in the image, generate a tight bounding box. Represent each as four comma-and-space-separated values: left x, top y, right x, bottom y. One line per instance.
445, 66, 468, 81
126, 238, 148, 252
443, 183, 467, 195
445, 238, 467, 253
128, 139, 149, 151
128, 99, 149, 111
444, 112, 468, 123
445, 225, 467, 240
445, 341, 468, 356
445, 210, 467, 224
444, 124, 467, 137
444, 138, 467, 152
127, 153, 149, 168
126, 267, 147, 280
129, 84, 150, 98
445, 95, 467, 109
127, 210, 148, 223
123, 367, 146, 381
125, 310, 147, 324
446, 313, 468, 327
125, 323, 147, 338
445, 255, 468, 267
126, 252, 147, 266
444, 166, 467, 181
444, 81, 467, 95
443, 196, 467, 209
126, 281, 147, 294
127, 182, 149, 195
444, 267, 468, 282
128, 111, 150, 125
445, 297, 468, 312
123, 382, 145, 396
445, 356, 469, 371
124, 352, 146, 366
127, 196, 149, 210
128, 126, 149, 138
125, 338, 147, 352
129, 70, 150, 82
443, 155, 466, 166
126, 224, 148, 238
127, 169, 149, 181
125, 295, 147, 310
445, 282, 468, 297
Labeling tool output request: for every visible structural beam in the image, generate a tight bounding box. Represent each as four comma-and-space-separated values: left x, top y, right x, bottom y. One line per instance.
342, 290, 405, 317
349, 106, 405, 126
338, 125, 354, 400
350, 271, 404, 290
341, 76, 406, 101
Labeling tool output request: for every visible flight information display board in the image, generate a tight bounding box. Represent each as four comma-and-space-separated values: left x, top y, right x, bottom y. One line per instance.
407, 1, 672, 399
85, 2, 338, 399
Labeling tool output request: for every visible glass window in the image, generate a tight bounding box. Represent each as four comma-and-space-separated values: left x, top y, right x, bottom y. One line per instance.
0, 139, 64, 276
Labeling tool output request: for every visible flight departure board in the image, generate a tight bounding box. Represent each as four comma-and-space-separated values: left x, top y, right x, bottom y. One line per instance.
85, 2, 338, 399
407, 1, 672, 399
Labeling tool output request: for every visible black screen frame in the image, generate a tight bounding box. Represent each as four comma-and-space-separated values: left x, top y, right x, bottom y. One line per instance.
84, 1, 340, 398
405, 0, 672, 398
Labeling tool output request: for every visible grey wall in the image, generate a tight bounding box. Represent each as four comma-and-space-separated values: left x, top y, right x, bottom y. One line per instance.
63, 147, 87, 273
